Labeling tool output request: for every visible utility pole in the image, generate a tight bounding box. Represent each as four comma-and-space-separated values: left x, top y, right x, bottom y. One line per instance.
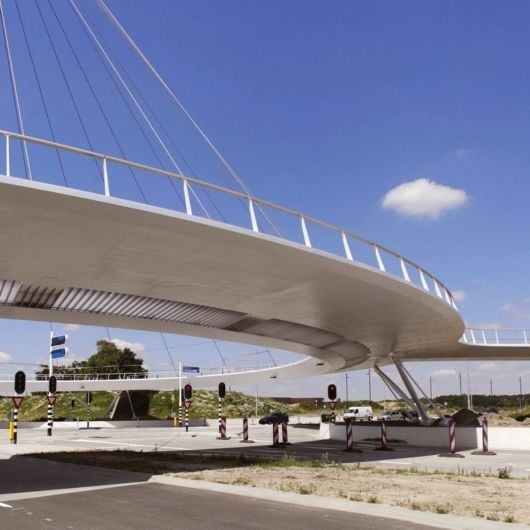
489, 378, 493, 397
255, 385, 259, 419
429, 376, 433, 400
520, 377, 523, 410
345, 373, 349, 404
466, 361, 472, 410
178, 362, 182, 427
368, 368, 372, 405
459, 372, 462, 395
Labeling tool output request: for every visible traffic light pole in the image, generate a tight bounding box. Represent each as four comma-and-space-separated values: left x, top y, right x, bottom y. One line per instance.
178, 362, 182, 427
48, 330, 54, 437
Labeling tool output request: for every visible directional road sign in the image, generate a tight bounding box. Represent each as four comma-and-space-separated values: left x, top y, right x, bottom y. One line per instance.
182, 366, 200, 374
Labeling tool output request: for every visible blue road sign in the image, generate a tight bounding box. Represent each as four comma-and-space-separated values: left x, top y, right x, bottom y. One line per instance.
51, 348, 66, 359
183, 366, 200, 374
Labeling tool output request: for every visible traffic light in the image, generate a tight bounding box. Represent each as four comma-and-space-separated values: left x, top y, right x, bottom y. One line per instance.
48, 376, 57, 395
184, 384, 193, 400
14, 371, 25, 394
218, 382, 226, 399
87, 391, 93, 403
327, 384, 337, 401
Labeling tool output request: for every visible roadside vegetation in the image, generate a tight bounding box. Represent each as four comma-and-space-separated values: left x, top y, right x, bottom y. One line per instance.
34, 450, 527, 524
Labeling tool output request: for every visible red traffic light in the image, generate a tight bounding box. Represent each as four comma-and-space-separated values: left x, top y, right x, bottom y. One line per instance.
327, 384, 337, 401
184, 384, 193, 400
218, 382, 226, 399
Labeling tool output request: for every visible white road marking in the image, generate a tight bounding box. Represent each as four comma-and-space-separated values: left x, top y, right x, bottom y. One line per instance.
0, 502, 12, 508
380, 461, 411, 465
76, 439, 188, 450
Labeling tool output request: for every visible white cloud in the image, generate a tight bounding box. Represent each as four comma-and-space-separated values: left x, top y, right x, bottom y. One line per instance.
64, 324, 80, 331
453, 148, 472, 159
0, 351, 12, 362
429, 368, 457, 379
478, 362, 499, 372
501, 303, 530, 322
111, 338, 145, 353
452, 290, 467, 303
381, 178, 468, 219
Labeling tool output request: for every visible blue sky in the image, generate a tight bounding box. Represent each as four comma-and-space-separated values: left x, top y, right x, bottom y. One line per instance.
0, 0, 529, 399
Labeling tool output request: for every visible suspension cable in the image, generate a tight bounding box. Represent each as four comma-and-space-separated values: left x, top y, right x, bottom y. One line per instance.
212, 340, 230, 373
0, 0, 32, 180
160, 333, 178, 374
69, 0, 211, 218
13, 2, 68, 186
46, 0, 148, 203
33, 0, 103, 183
96, 0, 282, 236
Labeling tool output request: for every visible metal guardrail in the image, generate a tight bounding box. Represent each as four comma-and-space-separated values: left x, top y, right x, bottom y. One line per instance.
0, 362, 284, 381
0, 129, 457, 310
462, 328, 530, 346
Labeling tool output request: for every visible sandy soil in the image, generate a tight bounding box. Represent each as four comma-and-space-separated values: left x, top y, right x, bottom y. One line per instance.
177, 463, 528, 525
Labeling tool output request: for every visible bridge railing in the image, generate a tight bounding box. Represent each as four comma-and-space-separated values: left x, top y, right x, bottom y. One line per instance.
461, 328, 530, 345
0, 129, 457, 310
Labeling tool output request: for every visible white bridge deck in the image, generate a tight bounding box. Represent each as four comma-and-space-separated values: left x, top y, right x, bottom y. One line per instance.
0, 130, 528, 393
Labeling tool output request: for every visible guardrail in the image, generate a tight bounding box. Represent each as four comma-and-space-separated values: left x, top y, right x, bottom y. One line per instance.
0, 129, 457, 310
461, 328, 530, 345
0, 362, 284, 381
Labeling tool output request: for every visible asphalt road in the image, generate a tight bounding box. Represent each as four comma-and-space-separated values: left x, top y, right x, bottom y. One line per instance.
1, 482, 436, 530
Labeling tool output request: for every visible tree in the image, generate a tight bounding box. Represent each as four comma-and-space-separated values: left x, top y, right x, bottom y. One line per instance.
36, 340, 147, 378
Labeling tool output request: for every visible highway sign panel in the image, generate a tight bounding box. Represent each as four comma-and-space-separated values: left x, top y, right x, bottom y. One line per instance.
51, 348, 67, 359
183, 366, 200, 374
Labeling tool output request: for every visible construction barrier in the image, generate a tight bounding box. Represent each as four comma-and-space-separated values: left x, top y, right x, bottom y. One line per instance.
374, 420, 393, 451
271, 422, 281, 447
343, 420, 362, 453
439, 418, 464, 458
471, 417, 496, 455
240, 417, 254, 443
281, 421, 290, 444
216, 416, 230, 440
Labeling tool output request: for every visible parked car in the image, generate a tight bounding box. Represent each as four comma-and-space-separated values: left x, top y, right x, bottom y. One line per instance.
478, 407, 499, 415
343, 406, 373, 421
378, 410, 419, 422
259, 412, 289, 425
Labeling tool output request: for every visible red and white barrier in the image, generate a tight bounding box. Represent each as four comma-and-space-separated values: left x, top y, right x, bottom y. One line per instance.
272, 423, 280, 446
345, 420, 353, 451
240, 417, 255, 443
281, 421, 289, 444
482, 418, 488, 452
381, 421, 388, 449
216, 416, 230, 440
448, 417, 456, 453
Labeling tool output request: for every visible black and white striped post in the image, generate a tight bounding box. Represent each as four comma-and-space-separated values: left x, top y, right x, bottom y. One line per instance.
185, 403, 189, 432
47, 402, 53, 436
13, 406, 18, 445
218, 396, 222, 434
86, 392, 92, 429
472, 417, 496, 455
240, 417, 254, 443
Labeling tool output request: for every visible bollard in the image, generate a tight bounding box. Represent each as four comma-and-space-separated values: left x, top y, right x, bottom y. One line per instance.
12, 407, 18, 445
281, 421, 290, 445
8, 419, 14, 443
471, 417, 496, 455
439, 418, 464, 458
270, 422, 281, 447
47, 403, 53, 437
374, 421, 394, 451
216, 416, 230, 440
240, 417, 255, 443
343, 419, 362, 453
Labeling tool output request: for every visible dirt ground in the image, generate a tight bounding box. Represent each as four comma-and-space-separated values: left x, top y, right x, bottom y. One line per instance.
176, 462, 527, 524
35, 451, 528, 525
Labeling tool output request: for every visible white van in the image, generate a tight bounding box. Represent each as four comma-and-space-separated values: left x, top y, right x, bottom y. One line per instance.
343, 406, 373, 421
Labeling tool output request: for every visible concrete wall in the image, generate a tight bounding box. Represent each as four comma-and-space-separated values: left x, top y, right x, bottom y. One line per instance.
326, 422, 530, 451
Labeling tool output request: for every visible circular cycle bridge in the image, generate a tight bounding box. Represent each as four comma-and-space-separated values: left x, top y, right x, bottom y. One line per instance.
0, 130, 528, 397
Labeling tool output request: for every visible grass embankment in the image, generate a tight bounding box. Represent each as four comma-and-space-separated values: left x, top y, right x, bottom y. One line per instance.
34, 450, 526, 524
